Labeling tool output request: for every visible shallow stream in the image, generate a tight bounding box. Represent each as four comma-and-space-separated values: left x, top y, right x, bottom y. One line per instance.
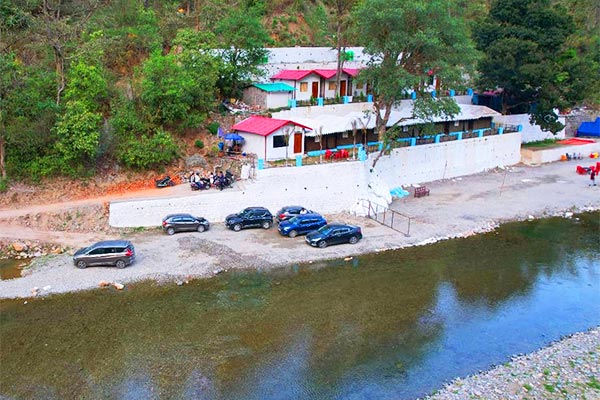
1, 212, 599, 399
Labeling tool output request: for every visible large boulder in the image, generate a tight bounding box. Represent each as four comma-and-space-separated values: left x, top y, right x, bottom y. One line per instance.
12, 242, 28, 252
185, 154, 208, 170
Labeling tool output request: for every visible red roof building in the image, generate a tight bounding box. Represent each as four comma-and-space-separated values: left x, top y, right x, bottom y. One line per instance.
270, 68, 366, 101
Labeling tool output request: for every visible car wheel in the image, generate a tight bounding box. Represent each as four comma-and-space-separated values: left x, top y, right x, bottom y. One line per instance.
197, 225, 206, 233
233, 223, 242, 232
262, 221, 272, 229
288, 230, 298, 238
349, 236, 359, 244
166, 227, 175, 235
116, 260, 127, 269
76, 260, 87, 269
318, 240, 327, 248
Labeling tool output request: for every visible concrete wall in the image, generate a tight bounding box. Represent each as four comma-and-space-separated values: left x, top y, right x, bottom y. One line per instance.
370, 132, 522, 187
266, 92, 292, 109
494, 114, 566, 143
109, 162, 369, 228
109, 133, 523, 227
521, 141, 600, 165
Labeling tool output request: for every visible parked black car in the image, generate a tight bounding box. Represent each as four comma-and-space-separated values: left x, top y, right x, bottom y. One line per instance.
278, 213, 327, 237
162, 213, 210, 235
275, 205, 313, 223
305, 224, 362, 248
225, 207, 273, 231
73, 240, 136, 269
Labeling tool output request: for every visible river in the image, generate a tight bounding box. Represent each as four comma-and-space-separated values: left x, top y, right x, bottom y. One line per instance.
1, 212, 598, 399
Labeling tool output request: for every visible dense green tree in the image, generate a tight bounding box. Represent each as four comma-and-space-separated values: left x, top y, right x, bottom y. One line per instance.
52, 100, 102, 175
63, 60, 109, 111
214, 6, 270, 99
117, 129, 179, 169
473, 0, 593, 133
353, 0, 477, 165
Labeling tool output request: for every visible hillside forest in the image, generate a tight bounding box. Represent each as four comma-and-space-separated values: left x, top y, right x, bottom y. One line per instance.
0, 0, 598, 187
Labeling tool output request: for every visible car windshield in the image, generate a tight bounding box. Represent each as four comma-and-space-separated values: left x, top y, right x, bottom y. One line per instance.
317, 226, 332, 234
288, 216, 299, 223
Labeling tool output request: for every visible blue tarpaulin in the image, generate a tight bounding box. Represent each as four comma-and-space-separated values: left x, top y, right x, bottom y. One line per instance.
576, 117, 600, 137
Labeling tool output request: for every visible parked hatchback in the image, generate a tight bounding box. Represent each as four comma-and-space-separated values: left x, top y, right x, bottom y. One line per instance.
225, 207, 273, 231
305, 224, 362, 248
73, 240, 135, 269
275, 205, 312, 223
162, 213, 210, 235
278, 213, 327, 237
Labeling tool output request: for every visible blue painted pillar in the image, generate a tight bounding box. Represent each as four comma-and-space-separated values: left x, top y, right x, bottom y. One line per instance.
411, 92, 417, 100
467, 88, 473, 96
517, 125, 523, 132
410, 137, 417, 146
378, 142, 383, 151
435, 134, 443, 143
295, 155, 302, 166
457, 132, 463, 140
343, 96, 349, 104
257, 159, 264, 169
358, 149, 367, 161
431, 90, 436, 98
317, 97, 323, 106
449, 89, 455, 97
477, 130, 484, 138
290, 99, 297, 108
367, 94, 373, 102
498, 127, 504, 135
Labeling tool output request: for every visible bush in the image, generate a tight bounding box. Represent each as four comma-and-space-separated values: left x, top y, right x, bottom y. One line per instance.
0, 178, 8, 193
207, 122, 220, 135
195, 139, 204, 149
118, 130, 180, 169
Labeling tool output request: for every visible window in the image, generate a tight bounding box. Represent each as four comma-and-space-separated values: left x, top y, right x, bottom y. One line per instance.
454, 120, 460, 127
314, 136, 320, 143
342, 131, 349, 138
402, 125, 409, 132
300, 82, 308, 92
273, 135, 287, 148
328, 82, 337, 90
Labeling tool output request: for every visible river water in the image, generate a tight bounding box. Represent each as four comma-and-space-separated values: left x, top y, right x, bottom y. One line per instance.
1, 213, 599, 399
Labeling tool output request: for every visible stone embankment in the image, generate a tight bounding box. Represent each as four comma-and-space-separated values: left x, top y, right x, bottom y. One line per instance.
423, 328, 600, 400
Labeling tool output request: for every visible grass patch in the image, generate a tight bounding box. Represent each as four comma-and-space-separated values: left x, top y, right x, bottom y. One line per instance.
587, 376, 600, 390
544, 383, 556, 393
522, 139, 558, 148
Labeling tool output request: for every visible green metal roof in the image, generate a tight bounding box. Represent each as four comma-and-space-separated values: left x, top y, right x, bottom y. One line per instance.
252, 83, 296, 92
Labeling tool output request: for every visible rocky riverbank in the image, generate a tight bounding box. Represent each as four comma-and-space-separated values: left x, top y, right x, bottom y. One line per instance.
423, 328, 600, 400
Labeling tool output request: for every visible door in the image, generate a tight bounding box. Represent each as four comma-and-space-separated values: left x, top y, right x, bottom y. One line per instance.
340, 80, 347, 97
294, 133, 302, 154
311, 82, 319, 98
181, 216, 196, 232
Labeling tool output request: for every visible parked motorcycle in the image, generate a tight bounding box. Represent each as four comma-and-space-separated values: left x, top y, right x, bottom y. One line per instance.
155, 176, 175, 188
214, 171, 235, 191
190, 179, 210, 191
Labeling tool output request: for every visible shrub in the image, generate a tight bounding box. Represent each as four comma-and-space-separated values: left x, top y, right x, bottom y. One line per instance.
118, 129, 180, 169
195, 139, 204, 149
207, 122, 220, 135
0, 178, 8, 193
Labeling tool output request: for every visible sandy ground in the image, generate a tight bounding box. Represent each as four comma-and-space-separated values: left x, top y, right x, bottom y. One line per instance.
0, 160, 598, 299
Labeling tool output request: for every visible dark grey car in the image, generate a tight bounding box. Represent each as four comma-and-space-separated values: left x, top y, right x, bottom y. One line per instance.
162, 213, 210, 235
73, 240, 135, 269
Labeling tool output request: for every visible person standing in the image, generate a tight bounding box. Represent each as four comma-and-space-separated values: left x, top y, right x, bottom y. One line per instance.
590, 169, 597, 186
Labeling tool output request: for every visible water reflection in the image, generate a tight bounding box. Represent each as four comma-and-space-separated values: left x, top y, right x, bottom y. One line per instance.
1, 213, 598, 399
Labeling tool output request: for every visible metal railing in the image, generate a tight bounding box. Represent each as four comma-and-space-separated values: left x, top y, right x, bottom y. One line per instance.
360, 199, 412, 236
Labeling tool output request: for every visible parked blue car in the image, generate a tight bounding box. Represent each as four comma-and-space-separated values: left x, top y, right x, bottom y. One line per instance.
278, 213, 327, 237
305, 224, 362, 248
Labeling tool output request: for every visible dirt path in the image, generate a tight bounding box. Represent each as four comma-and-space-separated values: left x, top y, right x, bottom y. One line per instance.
0, 160, 598, 299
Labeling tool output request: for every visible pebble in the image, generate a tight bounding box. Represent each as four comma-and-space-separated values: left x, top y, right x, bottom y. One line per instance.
422, 328, 600, 399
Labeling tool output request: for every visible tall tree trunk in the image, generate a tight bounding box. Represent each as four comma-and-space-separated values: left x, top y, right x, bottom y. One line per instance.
54, 43, 65, 105
335, 23, 343, 98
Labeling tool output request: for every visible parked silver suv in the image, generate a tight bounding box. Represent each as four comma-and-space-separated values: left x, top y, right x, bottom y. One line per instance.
73, 240, 135, 269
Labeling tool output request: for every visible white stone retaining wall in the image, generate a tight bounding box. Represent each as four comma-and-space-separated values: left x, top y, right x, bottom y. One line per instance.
521, 141, 600, 165
370, 133, 522, 188
493, 114, 566, 143
109, 133, 522, 227
109, 162, 369, 228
